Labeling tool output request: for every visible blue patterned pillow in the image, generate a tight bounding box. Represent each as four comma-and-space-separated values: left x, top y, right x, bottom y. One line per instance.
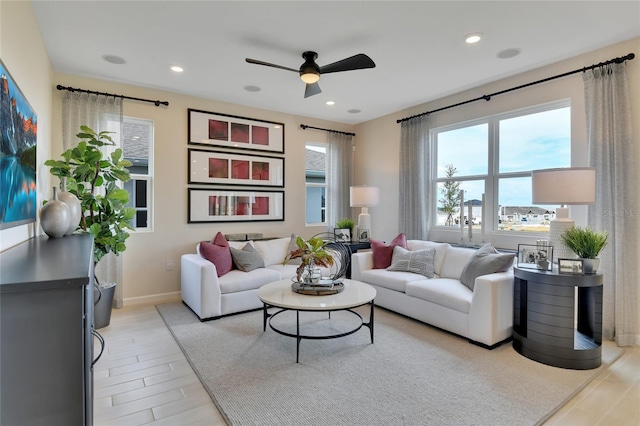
387, 246, 436, 278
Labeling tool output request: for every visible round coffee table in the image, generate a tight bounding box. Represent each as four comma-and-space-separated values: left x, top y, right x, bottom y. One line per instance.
257, 279, 376, 362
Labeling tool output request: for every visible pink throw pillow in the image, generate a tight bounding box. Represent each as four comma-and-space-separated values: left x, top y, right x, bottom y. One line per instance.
200, 232, 232, 277
371, 233, 408, 269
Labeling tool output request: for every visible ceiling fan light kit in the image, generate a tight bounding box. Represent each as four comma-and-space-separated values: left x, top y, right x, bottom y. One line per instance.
246, 50, 375, 98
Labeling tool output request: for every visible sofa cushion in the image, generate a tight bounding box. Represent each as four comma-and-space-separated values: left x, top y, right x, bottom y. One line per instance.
359, 269, 424, 293
254, 237, 290, 267
199, 232, 233, 277
371, 233, 407, 269
231, 243, 265, 272
387, 246, 436, 278
406, 241, 450, 276
218, 268, 281, 294
439, 247, 476, 280
405, 278, 472, 314
459, 244, 514, 290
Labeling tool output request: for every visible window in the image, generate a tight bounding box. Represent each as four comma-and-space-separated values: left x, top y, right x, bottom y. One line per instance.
305, 143, 327, 225
433, 101, 571, 234
122, 117, 153, 231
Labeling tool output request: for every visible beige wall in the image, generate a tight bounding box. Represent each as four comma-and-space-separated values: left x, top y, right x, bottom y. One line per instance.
0, 1, 53, 251
354, 37, 640, 340
51, 73, 356, 303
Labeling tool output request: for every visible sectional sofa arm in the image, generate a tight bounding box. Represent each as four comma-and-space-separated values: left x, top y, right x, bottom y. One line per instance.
351, 251, 374, 281
468, 270, 515, 346
181, 253, 223, 319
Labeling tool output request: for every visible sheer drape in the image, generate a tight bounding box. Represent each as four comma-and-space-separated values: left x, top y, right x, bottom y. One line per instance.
326, 132, 353, 231
62, 91, 125, 308
583, 62, 637, 346
399, 116, 431, 239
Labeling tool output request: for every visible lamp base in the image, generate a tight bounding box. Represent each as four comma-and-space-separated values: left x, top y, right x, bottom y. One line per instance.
549, 216, 576, 263
358, 207, 371, 239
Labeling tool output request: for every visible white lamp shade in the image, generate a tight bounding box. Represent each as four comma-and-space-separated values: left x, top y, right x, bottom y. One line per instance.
531, 167, 596, 205
350, 186, 380, 207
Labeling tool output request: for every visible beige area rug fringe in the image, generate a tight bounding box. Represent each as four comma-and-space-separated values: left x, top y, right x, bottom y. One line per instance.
156, 302, 623, 426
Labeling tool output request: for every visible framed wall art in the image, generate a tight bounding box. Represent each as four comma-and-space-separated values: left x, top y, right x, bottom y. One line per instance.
188, 148, 284, 187
517, 244, 553, 271
0, 59, 38, 230
188, 108, 284, 154
188, 189, 284, 223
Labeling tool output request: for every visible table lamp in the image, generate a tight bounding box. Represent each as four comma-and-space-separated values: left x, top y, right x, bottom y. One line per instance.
350, 186, 380, 238
531, 167, 596, 262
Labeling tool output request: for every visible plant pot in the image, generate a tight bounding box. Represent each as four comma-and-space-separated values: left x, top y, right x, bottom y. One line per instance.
582, 258, 600, 274
94, 282, 116, 329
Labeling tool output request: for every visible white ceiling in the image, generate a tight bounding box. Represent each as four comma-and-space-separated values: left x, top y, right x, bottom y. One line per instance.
32, 1, 640, 125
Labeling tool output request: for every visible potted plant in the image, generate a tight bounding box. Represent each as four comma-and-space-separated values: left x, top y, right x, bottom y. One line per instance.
560, 226, 608, 274
45, 125, 135, 326
283, 236, 335, 283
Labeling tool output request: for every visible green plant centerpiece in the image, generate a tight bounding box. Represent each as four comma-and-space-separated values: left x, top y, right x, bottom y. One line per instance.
336, 218, 355, 238
45, 125, 136, 264
283, 236, 335, 283
560, 226, 608, 273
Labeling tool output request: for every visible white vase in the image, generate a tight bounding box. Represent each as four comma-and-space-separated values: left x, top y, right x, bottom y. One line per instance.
582, 258, 600, 274
40, 187, 70, 238
57, 177, 82, 235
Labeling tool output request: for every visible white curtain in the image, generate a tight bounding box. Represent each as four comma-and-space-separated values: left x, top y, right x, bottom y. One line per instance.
583, 62, 637, 346
61, 91, 125, 308
326, 132, 353, 231
399, 116, 431, 239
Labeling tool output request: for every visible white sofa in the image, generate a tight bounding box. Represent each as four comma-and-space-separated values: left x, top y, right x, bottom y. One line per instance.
351, 240, 515, 348
181, 237, 299, 320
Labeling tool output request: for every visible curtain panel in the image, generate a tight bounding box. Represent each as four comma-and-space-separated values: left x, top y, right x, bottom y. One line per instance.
399, 116, 431, 239
326, 132, 353, 231
583, 62, 638, 346
61, 91, 125, 308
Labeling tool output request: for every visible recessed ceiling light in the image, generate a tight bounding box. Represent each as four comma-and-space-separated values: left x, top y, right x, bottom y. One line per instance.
497, 48, 522, 59
244, 85, 261, 92
348, 109, 361, 114
325, 101, 335, 106
102, 54, 126, 65
464, 33, 483, 44
171, 66, 184, 73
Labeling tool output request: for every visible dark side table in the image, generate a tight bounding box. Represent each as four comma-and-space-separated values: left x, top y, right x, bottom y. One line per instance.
512, 266, 603, 370
326, 241, 371, 279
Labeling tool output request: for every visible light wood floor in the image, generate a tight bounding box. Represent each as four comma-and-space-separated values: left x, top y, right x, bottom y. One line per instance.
94, 303, 640, 426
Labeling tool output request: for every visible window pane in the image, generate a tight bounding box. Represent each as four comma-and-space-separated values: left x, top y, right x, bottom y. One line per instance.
499, 107, 570, 173
306, 144, 327, 224
135, 210, 148, 228
305, 186, 325, 223
498, 176, 555, 232
436, 180, 484, 228
437, 124, 488, 177
135, 180, 147, 208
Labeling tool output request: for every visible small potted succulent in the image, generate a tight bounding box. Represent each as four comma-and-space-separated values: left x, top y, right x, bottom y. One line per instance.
560, 226, 608, 274
283, 236, 334, 283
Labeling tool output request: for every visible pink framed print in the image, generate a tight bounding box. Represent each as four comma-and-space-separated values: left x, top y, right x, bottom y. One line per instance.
188, 189, 284, 223
188, 108, 284, 154
188, 149, 284, 187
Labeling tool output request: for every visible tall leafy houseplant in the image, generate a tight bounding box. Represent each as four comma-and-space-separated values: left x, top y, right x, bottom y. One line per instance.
45, 126, 135, 265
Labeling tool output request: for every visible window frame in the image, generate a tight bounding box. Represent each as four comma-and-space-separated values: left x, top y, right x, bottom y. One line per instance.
123, 116, 154, 232
305, 141, 328, 226
430, 99, 571, 239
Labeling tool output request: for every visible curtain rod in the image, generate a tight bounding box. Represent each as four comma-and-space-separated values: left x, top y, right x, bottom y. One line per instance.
300, 124, 355, 136
396, 52, 635, 124
56, 85, 169, 107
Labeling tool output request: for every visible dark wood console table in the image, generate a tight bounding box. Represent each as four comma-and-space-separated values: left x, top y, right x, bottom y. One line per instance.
513, 266, 603, 370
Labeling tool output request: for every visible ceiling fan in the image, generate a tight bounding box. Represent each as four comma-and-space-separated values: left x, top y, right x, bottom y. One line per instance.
245, 51, 376, 98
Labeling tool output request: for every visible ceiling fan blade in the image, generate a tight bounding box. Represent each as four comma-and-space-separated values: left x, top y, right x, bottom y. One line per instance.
245, 58, 298, 73
304, 82, 322, 98
319, 54, 376, 74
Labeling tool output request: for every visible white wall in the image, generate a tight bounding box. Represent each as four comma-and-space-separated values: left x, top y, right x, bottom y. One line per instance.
51, 73, 356, 304
355, 37, 640, 340
0, 1, 53, 251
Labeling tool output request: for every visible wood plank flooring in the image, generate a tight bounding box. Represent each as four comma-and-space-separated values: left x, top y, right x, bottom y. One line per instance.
94, 303, 639, 426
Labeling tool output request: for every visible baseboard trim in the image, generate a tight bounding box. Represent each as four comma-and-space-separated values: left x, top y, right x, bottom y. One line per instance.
124, 291, 181, 306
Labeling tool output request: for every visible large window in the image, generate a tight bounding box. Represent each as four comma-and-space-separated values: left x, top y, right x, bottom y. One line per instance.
122, 117, 153, 231
305, 143, 327, 225
433, 101, 571, 234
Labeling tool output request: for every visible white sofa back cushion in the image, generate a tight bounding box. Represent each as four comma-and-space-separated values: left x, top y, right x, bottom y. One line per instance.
407, 240, 450, 276
439, 246, 475, 280
254, 237, 290, 267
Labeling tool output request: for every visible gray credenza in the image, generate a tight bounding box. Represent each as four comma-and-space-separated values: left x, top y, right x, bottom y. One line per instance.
0, 234, 98, 425
513, 266, 603, 370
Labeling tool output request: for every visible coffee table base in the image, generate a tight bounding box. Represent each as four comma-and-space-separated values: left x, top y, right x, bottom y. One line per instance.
262, 301, 374, 363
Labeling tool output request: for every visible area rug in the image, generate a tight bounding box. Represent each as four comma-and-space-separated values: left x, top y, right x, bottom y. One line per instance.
156, 302, 623, 426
